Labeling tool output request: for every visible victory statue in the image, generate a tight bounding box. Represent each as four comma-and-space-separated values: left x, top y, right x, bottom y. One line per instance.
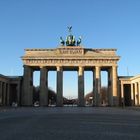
60, 26, 82, 46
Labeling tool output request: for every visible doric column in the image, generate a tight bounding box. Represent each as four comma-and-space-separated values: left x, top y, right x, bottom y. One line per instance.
56, 66, 63, 107
40, 67, 48, 106
6, 83, 10, 106
93, 70, 96, 106
112, 66, 119, 106
134, 83, 138, 105
3, 82, 6, 105
0, 81, 2, 105
78, 66, 85, 107
94, 66, 101, 106
108, 68, 113, 106
16, 81, 21, 106
131, 83, 134, 106
22, 65, 33, 106
1, 82, 4, 105
121, 82, 125, 106
138, 82, 140, 105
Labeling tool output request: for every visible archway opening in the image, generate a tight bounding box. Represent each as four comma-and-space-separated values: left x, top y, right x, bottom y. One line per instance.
124, 84, 131, 106
63, 71, 77, 106
84, 71, 93, 106
9, 84, 17, 105
101, 71, 108, 106
48, 71, 56, 106
33, 71, 40, 105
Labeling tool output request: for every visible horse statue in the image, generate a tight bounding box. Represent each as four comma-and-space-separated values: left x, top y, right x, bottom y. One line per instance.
60, 37, 65, 46
77, 36, 82, 46
66, 35, 76, 46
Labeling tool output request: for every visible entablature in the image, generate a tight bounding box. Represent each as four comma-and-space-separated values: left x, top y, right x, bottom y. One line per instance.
22, 47, 120, 67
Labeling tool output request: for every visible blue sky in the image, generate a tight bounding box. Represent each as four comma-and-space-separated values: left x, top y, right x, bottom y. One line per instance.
0, 0, 140, 98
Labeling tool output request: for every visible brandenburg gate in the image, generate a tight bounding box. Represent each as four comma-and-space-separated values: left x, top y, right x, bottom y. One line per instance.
21, 27, 120, 107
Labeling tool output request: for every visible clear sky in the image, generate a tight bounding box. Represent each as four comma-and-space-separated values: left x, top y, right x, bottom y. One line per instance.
0, 0, 140, 98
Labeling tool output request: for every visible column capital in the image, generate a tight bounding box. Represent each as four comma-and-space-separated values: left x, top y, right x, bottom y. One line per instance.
40, 66, 46, 69
95, 66, 101, 78
95, 66, 101, 68
23, 65, 29, 68
57, 66, 63, 71
112, 65, 118, 69
78, 66, 84, 76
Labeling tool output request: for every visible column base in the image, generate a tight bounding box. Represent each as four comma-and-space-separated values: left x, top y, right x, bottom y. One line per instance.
131, 100, 135, 106
56, 104, 63, 107
113, 96, 119, 106
78, 104, 85, 107
40, 104, 48, 107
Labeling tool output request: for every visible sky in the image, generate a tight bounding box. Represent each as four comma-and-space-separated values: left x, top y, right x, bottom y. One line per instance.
0, 0, 140, 98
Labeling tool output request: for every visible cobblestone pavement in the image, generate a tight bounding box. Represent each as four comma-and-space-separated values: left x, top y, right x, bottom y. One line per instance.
0, 107, 140, 140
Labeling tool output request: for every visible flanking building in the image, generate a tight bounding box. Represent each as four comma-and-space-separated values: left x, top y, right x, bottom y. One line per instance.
118, 75, 140, 106
0, 74, 22, 106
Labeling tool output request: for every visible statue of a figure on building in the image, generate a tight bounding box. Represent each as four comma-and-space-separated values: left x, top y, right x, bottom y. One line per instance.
66, 35, 76, 46
67, 26, 72, 34
60, 37, 65, 46
77, 36, 82, 46
59, 26, 82, 46
65, 26, 76, 46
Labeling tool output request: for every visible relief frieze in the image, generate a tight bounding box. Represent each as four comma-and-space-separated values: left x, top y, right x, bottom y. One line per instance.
24, 59, 117, 66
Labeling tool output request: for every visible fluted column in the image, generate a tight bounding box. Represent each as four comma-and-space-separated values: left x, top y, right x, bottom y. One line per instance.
93, 70, 96, 106
108, 68, 113, 106
6, 83, 10, 106
3, 82, 6, 105
40, 67, 48, 106
121, 82, 125, 106
1, 82, 4, 105
16, 81, 21, 106
78, 66, 85, 107
22, 65, 33, 106
138, 82, 140, 105
112, 66, 118, 106
56, 66, 63, 107
131, 83, 134, 106
94, 66, 101, 106
134, 83, 138, 105
0, 81, 2, 105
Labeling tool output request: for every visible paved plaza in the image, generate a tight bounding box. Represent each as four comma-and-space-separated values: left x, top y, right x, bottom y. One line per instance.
0, 107, 140, 140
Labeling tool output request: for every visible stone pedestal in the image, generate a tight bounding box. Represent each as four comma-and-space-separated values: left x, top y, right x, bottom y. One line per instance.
22, 65, 33, 106
56, 66, 63, 107
40, 67, 48, 106
78, 66, 85, 107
